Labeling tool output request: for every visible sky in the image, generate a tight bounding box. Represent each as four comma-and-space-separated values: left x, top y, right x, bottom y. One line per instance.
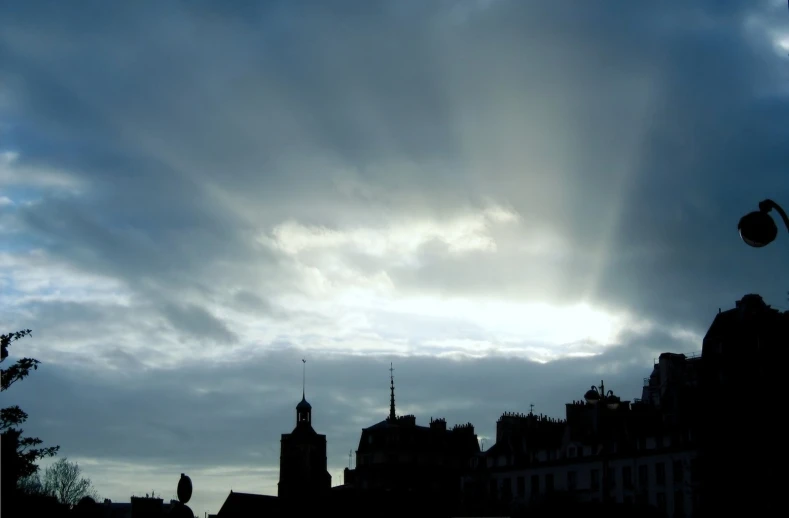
2, 0, 789, 514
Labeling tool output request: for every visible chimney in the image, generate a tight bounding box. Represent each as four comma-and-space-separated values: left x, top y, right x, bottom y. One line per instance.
430, 417, 447, 432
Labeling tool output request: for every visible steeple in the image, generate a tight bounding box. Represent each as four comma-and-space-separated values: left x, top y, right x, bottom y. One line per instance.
388, 362, 396, 421
296, 359, 311, 426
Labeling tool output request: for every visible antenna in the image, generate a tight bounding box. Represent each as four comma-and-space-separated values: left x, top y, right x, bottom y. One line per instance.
348, 450, 352, 469
302, 358, 307, 398
529, 403, 534, 414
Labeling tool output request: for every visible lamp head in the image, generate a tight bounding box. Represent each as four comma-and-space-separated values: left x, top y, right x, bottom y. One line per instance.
584, 388, 600, 404
739, 209, 778, 248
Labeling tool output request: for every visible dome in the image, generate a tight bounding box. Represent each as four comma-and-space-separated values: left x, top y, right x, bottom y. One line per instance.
297, 396, 312, 410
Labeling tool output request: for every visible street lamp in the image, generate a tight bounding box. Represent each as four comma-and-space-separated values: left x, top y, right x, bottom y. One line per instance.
584, 380, 620, 410
170, 474, 193, 518
584, 381, 620, 505
738, 199, 789, 248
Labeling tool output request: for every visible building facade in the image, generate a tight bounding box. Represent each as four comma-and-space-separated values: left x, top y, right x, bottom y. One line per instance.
699, 294, 789, 516
342, 366, 480, 505
463, 356, 702, 517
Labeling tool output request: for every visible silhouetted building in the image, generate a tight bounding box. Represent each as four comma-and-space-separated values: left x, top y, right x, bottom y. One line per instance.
277, 381, 331, 499
464, 373, 699, 517
343, 365, 480, 508
699, 294, 789, 517
100, 499, 132, 518
217, 491, 282, 517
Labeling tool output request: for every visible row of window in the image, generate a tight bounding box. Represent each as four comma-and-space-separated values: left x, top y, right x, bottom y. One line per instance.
487, 475, 692, 515
493, 457, 695, 498
495, 436, 691, 469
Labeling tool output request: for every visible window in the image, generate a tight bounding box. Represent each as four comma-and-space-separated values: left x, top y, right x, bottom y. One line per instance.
531, 474, 539, 496
690, 459, 699, 482
607, 467, 616, 488
638, 465, 648, 487
567, 471, 577, 491
656, 492, 666, 512
622, 466, 633, 488
545, 473, 554, 493
502, 478, 512, 499
517, 476, 525, 498
674, 490, 685, 517
655, 462, 666, 485
591, 469, 600, 490
673, 460, 684, 483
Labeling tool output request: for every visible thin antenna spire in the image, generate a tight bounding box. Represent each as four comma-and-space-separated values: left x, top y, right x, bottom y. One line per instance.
348, 450, 352, 469
529, 403, 534, 414
302, 358, 306, 398
388, 362, 396, 421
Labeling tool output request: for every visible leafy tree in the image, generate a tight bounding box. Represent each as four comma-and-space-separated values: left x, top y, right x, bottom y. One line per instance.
42, 458, 100, 506
1, 330, 60, 505
17, 473, 45, 496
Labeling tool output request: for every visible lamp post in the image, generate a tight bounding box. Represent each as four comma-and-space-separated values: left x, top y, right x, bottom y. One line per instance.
738, 199, 789, 247
584, 381, 620, 505
170, 474, 193, 518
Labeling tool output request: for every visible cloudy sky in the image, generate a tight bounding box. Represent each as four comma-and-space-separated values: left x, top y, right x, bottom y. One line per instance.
3, 0, 789, 513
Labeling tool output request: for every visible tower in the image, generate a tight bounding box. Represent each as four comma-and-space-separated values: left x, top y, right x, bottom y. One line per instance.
278, 359, 331, 499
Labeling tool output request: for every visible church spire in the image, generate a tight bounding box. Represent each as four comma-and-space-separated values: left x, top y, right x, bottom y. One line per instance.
389, 362, 396, 421
296, 359, 311, 426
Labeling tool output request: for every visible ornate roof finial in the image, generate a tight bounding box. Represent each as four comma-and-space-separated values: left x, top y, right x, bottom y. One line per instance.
389, 362, 396, 421
302, 358, 307, 399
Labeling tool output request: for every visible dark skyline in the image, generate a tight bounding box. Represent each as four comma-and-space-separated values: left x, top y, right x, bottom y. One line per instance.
2, 0, 789, 514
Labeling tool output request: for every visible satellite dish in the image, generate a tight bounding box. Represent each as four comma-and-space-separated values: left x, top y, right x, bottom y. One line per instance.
177, 473, 192, 504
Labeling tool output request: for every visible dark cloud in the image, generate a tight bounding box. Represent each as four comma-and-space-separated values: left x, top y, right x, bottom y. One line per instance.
159, 303, 238, 345
12, 343, 672, 505
2, 0, 789, 512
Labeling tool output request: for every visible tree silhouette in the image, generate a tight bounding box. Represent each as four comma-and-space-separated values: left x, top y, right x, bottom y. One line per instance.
42, 458, 100, 506
17, 473, 46, 496
1, 330, 60, 512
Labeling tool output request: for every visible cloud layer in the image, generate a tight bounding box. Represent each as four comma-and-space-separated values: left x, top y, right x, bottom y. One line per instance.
2, 0, 789, 513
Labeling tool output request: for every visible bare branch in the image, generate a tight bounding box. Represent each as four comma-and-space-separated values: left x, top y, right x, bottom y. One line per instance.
42, 458, 99, 507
